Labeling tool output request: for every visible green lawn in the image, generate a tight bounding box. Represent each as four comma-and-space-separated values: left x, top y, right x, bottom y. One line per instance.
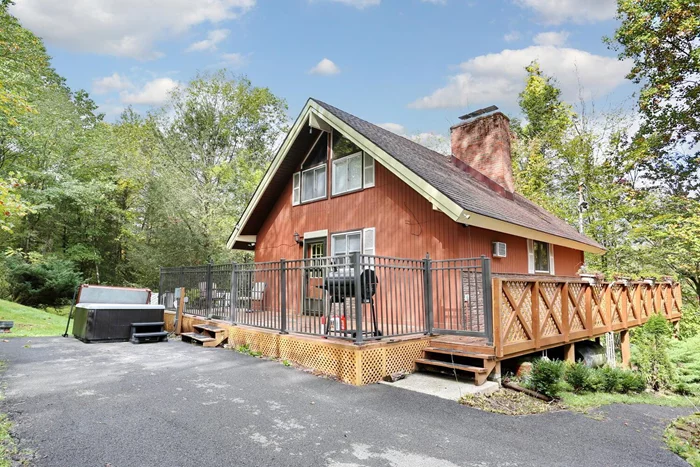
0, 299, 67, 337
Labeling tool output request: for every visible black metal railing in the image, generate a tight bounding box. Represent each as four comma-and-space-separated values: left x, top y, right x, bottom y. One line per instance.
159, 253, 493, 343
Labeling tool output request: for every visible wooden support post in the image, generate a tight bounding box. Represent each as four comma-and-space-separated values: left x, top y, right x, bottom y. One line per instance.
532, 281, 540, 349
564, 343, 575, 363
493, 278, 503, 358
176, 287, 185, 335
620, 330, 631, 369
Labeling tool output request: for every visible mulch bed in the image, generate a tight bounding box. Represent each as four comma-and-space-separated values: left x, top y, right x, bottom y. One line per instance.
459, 388, 566, 415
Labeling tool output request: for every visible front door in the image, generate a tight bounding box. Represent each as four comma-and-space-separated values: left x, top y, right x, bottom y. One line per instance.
303, 239, 326, 316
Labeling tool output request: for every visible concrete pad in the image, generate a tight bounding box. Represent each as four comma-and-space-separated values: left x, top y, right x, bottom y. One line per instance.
380, 372, 499, 401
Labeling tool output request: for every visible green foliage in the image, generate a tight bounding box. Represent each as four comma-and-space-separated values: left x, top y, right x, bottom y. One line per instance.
609, 0, 700, 196
528, 358, 565, 398
3, 254, 81, 308
566, 363, 646, 394
679, 302, 700, 339
564, 362, 596, 393
664, 413, 700, 467
632, 313, 676, 390
0, 298, 66, 337
669, 335, 700, 395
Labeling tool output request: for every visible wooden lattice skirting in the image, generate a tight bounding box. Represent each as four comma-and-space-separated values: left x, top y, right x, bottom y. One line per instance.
164, 312, 430, 385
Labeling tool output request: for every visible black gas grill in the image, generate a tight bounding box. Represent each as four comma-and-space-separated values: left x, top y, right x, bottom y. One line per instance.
321, 268, 380, 337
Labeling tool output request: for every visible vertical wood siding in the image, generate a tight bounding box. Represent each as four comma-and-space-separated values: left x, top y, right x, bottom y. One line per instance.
255, 162, 584, 275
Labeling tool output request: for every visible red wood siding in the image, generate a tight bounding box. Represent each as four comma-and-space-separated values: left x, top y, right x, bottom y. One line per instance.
254, 162, 584, 275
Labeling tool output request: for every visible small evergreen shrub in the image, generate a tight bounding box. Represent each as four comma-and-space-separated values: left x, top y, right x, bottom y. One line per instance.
632, 313, 675, 390
529, 358, 565, 398
4, 255, 82, 308
565, 362, 594, 393
598, 366, 623, 392
618, 370, 646, 393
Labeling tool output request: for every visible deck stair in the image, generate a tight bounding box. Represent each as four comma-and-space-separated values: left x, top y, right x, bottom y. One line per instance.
130, 322, 168, 344
181, 323, 228, 347
415, 336, 498, 386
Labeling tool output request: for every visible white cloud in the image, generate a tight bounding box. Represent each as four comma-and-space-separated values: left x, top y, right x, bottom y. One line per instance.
10, 0, 255, 60
515, 0, 617, 24
186, 29, 230, 52
320, 0, 380, 8
120, 78, 179, 105
92, 73, 133, 95
409, 46, 632, 110
533, 30, 569, 46
378, 123, 406, 135
309, 58, 340, 76
219, 52, 248, 68
503, 31, 521, 42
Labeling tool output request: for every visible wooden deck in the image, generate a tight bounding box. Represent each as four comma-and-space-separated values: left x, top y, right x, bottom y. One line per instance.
418, 279, 682, 383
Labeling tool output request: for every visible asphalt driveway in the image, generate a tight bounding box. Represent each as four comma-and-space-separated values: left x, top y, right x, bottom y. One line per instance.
0, 337, 690, 467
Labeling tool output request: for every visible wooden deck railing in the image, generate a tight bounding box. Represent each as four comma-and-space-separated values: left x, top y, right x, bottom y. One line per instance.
492, 277, 683, 358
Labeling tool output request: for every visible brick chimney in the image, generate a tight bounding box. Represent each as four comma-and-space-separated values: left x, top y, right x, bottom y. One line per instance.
450, 107, 515, 196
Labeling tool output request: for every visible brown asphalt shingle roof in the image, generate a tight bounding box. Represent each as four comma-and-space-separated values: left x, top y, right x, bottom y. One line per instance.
314, 99, 603, 250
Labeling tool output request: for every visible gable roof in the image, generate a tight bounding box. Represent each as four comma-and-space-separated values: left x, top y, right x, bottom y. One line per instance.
228, 98, 605, 254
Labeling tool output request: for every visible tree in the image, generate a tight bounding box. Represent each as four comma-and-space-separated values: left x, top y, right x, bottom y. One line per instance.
153, 71, 287, 262
608, 0, 700, 196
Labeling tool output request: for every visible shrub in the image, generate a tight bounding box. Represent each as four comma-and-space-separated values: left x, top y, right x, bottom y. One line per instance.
619, 370, 646, 393
678, 302, 700, 340
632, 313, 675, 390
565, 362, 595, 393
529, 358, 565, 398
598, 366, 624, 392
4, 255, 81, 308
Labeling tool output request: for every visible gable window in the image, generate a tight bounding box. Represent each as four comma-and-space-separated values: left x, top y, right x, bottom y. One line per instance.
527, 239, 554, 275
300, 164, 326, 203
332, 130, 375, 196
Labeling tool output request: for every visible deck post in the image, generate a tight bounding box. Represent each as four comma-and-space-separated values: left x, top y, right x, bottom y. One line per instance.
620, 329, 631, 369
353, 252, 363, 345
205, 262, 213, 316
423, 253, 433, 336
280, 259, 287, 334
564, 343, 575, 363
480, 256, 493, 345
158, 267, 163, 305
230, 262, 237, 324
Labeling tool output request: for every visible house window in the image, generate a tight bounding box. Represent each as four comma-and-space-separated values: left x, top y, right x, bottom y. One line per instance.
331, 130, 375, 195
332, 151, 363, 195
528, 239, 554, 274
300, 164, 326, 203
331, 231, 362, 260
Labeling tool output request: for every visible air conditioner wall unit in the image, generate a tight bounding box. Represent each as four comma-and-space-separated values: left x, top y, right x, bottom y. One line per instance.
492, 241, 507, 258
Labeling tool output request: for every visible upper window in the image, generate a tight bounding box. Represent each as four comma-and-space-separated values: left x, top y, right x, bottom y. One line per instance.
331, 131, 375, 195
528, 239, 554, 274
332, 151, 363, 195
300, 164, 326, 203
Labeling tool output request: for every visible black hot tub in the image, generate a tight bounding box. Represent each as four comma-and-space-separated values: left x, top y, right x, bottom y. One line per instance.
72, 303, 165, 343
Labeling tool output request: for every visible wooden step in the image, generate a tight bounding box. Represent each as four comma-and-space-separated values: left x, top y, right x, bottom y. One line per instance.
193, 323, 226, 333
416, 358, 488, 374
182, 332, 216, 344
423, 347, 496, 360
415, 358, 495, 386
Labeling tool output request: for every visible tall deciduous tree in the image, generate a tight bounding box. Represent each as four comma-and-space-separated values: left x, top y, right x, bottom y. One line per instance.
608, 0, 700, 196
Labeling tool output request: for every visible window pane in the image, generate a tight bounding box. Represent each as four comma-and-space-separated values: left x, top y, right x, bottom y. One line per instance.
302, 170, 314, 201
334, 159, 347, 194
333, 235, 347, 256
348, 233, 361, 253
348, 155, 362, 190
315, 167, 326, 198
332, 130, 361, 159
534, 241, 549, 272
304, 132, 327, 168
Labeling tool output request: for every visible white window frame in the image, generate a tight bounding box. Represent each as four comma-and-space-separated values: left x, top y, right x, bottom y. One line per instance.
299, 163, 327, 204
363, 154, 375, 188
331, 230, 362, 256
527, 239, 555, 275
332, 151, 363, 196
292, 172, 301, 206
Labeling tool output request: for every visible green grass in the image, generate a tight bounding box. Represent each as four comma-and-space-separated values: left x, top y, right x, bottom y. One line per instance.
0, 299, 67, 337
665, 413, 700, 466
561, 391, 700, 411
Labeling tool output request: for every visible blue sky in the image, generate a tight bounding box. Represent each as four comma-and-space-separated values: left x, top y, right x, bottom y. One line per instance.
11, 0, 635, 139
